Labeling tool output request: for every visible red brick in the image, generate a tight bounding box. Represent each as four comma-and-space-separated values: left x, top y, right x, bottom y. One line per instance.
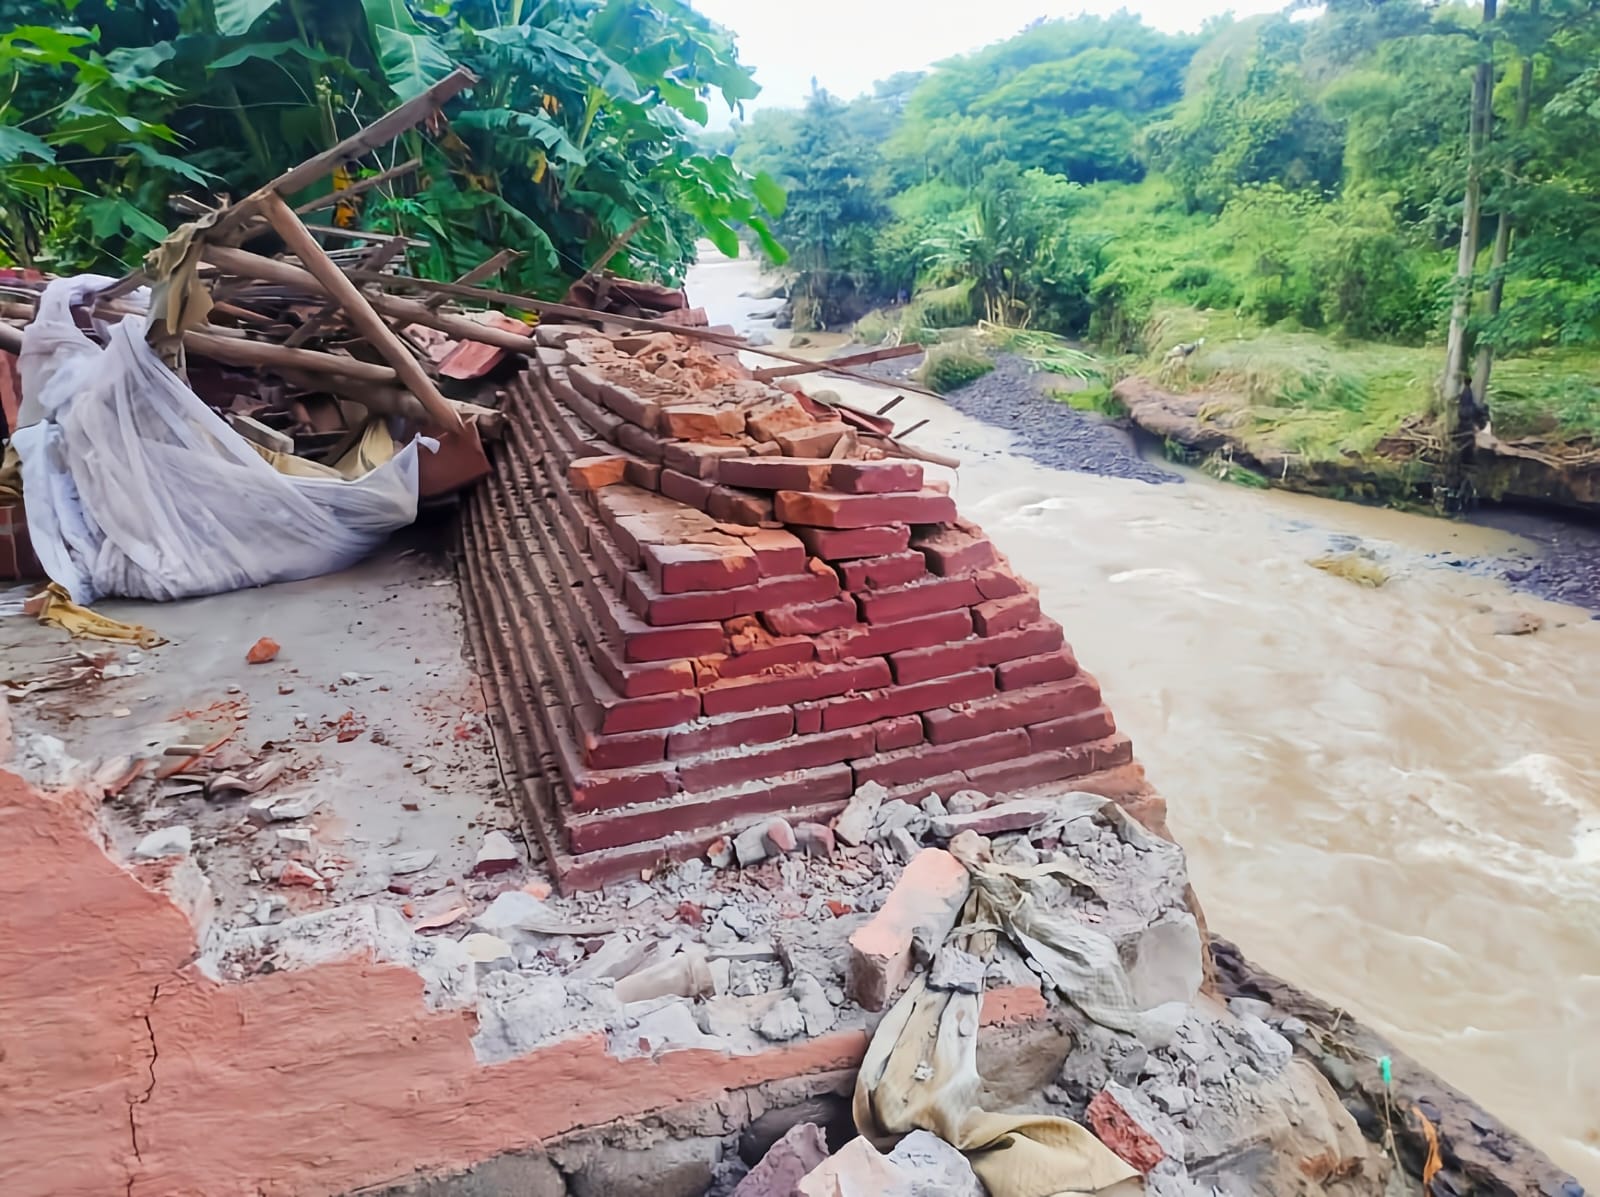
794, 703, 822, 735
565, 763, 854, 854
874, 714, 924, 752
924, 676, 1102, 744
817, 608, 974, 664
596, 378, 661, 430
751, 566, 839, 610
973, 567, 1024, 600
775, 421, 847, 457
819, 667, 995, 731
775, 489, 956, 529
587, 582, 726, 662
884, 771, 969, 806
659, 468, 717, 510
592, 650, 699, 699
915, 527, 999, 576
679, 726, 875, 791
564, 758, 680, 813
972, 593, 1040, 637
701, 658, 890, 717
616, 421, 665, 462
668, 708, 794, 756
978, 621, 1065, 665
996, 648, 1079, 690
853, 728, 1028, 789
717, 456, 832, 491
622, 457, 661, 490
591, 688, 702, 735
659, 403, 745, 438
856, 575, 982, 625
1029, 706, 1117, 752
1087, 1089, 1165, 1175
582, 726, 669, 770
847, 847, 969, 1010
641, 539, 758, 595
547, 370, 624, 441
742, 529, 807, 576
746, 394, 813, 441
661, 439, 748, 479
963, 737, 1132, 792
762, 596, 858, 636
694, 638, 816, 682
795, 524, 911, 561
707, 485, 773, 525
827, 460, 924, 494
888, 637, 987, 685
624, 571, 739, 625
837, 550, 926, 591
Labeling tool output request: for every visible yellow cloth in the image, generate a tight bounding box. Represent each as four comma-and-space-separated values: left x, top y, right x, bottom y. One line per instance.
27, 583, 166, 648
143, 213, 219, 340
0, 444, 21, 499
242, 417, 398, 481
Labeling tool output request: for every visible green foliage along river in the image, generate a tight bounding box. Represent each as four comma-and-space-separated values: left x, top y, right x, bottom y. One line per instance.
720, 1, 1600, 507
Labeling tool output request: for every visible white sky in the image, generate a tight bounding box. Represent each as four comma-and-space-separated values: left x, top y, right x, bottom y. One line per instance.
694, 0, 1293, 124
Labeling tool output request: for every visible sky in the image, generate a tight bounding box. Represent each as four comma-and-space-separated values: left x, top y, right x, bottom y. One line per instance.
693, 0, 1294, 126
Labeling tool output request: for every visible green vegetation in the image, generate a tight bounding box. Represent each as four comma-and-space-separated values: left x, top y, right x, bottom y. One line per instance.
729, 1, 1600, 494
0, 0, 783, 293
917, 342, 995, 394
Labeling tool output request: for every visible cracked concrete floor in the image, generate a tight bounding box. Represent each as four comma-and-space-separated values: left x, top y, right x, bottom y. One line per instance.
1, 519, 518, 932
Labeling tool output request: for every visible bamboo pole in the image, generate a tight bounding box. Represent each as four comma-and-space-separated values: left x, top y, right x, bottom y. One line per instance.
296, 158, 421, 215
285, 236, 408, 349
423, 250, 521, 311
258, 192, 462, 430
753, 342, 922, 382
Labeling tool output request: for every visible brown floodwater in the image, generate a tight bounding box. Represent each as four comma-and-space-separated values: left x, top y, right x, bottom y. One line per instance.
690, 249, 1600, 1185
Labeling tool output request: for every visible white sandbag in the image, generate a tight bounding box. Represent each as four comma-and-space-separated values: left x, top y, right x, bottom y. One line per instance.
13, 275, 430, 603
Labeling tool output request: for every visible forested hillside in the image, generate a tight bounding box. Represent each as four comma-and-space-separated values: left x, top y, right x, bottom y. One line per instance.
724, 1, 1600, 502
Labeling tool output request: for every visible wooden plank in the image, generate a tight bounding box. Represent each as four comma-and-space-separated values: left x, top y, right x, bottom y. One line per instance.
339, 270, 945, 398
422, 250, 520, 311
295, 157, 421, 215
258, 192, 462, 429
284, 236, 407, 349
753, 342, 923, 382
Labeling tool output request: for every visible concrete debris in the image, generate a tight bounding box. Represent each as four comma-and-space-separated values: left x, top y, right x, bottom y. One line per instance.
790, 972, 836, 1037
794, 822, 834, 858
930, 796, 1059, 839
846, 847, 970, 1011
919, 793, 947, 819
460, 932, 516, 974
833, 781, 886, 846
883, 1130, 985, 1196
946, 790, 986, 815
731, 1122, 828, 1197
734, 820, 775, 867
277, 860, 323, 887
472, 971, 621, 1064
872, 799, 926, 841
795, 1131, 983, 1197
886, 826, 921, 865
475, 890, 614, 939
615, 946, 714, 1004
276, 827, 313, 846
571, 935, 652, 982
756, 996, 806, 1042
926, 946, 985, 994
471, 829, 521, 876
387, 849, 438, 875
134, 824, 193, 859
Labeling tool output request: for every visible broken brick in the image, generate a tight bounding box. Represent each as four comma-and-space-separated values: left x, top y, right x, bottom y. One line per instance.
717, 456, 833, 492
847, 848, 970, 1011
775, 489, 957, 529
837, 550, 927, 591
762, 596, 858, 636
828, 460, 924, 494
795, 524, 911, 561
972, 593, 1041, 637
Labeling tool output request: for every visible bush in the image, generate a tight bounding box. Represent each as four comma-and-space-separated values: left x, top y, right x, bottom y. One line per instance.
918, 345, 995, 393
1166, 262, 1242, 310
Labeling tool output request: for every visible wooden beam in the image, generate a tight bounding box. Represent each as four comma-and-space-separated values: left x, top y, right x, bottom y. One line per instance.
219, 68, 477, 237
339, 271, 944, 399
300, 224, 428, 248
284, 236, 407, 349
753, 342, 923, 383
257, 192, 462, 429
423, 250, 520, 311
295, 157, 421, 215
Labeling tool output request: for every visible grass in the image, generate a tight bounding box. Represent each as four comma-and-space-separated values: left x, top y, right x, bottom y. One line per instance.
916, 339, 995, 393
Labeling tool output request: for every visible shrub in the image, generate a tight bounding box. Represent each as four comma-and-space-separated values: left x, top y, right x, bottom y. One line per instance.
918, 345, 995, 393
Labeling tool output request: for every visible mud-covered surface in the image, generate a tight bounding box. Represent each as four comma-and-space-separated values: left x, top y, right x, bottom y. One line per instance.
871, 354, 1182, 485
1473, 508, 1600, 615
1211, 935, 1587, 1197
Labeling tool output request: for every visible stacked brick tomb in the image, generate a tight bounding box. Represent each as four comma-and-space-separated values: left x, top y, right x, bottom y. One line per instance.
460, 328, 1140, 890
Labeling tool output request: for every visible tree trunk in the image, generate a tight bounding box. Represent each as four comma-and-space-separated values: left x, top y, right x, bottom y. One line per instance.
1439, 0, 1498, 508
1472, 4, 1537, 404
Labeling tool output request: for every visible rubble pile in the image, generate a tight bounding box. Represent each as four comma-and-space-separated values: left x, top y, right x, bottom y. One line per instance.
460, 327, 1145, 889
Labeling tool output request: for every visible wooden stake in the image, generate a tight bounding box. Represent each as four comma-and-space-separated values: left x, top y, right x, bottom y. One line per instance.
296, 157, 421, 215
285, 236, 407, 349
754, 342, 923, 382
423, 250, 520, 311
258, 192, 462, 429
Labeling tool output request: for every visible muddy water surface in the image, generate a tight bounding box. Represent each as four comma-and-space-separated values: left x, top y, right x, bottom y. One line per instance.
691, 249, 1600, 1184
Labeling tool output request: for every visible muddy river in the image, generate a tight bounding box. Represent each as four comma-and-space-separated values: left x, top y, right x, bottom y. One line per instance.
689, 249, 1600, 1184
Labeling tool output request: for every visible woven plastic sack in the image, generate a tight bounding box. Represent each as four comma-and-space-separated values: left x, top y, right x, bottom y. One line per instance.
13, 275, 429, 603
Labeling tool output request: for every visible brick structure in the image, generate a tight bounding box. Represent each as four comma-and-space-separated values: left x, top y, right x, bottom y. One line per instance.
460, 328, 1137, 890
